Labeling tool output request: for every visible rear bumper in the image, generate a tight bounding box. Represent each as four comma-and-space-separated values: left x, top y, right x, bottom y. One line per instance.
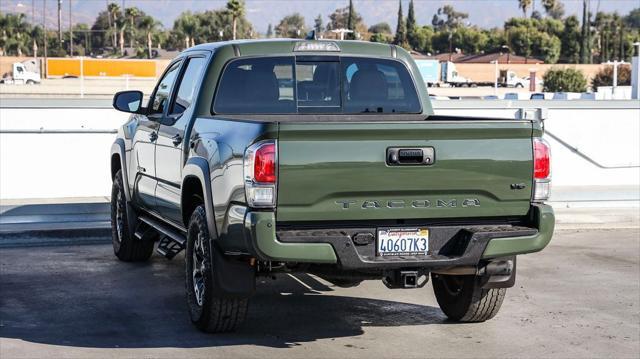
243, 204, 554, 270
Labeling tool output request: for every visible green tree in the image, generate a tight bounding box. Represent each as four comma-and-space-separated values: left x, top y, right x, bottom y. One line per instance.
276, 13, 306, 38
174, 12, 199, 49
431, 5, 469, 31
624, 8, 640, 29
369, 32, 392, 43
505, 18, 562, 63
107, 2, 121, 51
579, 0, 591, 63
543, 67, 587, 92
139, 15, 160, 58
266, 23, 273, 38
415, 26, 436, 54
346, 0, 356, 39
394, 0, 406, 46
327, 5, 365, 36
125, 7, 140, 49
561, 15, 581, 63
116, 11, 127, 54
0, 13, 31, 56
314, 15, 324, 34
406, 0, 418, 49
542, 0, 565, 19
591, 64, 631, 89
226, 0, 245, 40
90, 10, 111, 53
518, 0, 533, 18
432, 26, 488, 55
188, 9, 253, 43
30, 25, 44, 57
369, 22, 392, 34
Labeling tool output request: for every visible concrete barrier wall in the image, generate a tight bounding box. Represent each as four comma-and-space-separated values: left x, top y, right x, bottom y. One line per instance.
1, 100, 638, 205
453, 63, 608, 84
46, 58, 157, 78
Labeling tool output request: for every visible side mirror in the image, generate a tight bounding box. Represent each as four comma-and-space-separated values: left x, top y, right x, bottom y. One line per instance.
113, 90, 143, 113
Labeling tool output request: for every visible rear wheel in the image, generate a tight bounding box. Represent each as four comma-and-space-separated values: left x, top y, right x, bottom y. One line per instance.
431, 273, 506, 322
185, 205, 249, 333
111, 169, 154, 262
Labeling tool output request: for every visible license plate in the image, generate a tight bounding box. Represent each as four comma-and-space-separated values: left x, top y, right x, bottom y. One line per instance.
377, 228, 429, 256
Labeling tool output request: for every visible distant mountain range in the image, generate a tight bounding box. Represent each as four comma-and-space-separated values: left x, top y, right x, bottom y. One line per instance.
3, 0, 638, 34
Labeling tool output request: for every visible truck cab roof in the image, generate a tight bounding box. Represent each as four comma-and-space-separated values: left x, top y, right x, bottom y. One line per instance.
186, 39, 403, 59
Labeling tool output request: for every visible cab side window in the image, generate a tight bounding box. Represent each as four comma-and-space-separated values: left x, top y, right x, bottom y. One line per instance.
149, 62, 181, 116
170, 57, 206, 116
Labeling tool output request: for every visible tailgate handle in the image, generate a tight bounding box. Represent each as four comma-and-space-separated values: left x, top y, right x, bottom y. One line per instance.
387, 147, 435, 166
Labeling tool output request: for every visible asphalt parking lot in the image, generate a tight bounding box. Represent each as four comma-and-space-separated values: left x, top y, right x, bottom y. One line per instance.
1, 226, 639, 358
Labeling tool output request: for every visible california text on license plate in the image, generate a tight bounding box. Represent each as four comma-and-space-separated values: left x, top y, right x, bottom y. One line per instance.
377, 228, 429, 256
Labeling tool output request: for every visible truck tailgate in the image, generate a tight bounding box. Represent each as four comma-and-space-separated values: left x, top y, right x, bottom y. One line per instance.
276, 120, 533, 222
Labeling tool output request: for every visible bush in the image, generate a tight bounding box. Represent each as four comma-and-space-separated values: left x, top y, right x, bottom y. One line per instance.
543, 67, 587, 92
591, 64, 631, 90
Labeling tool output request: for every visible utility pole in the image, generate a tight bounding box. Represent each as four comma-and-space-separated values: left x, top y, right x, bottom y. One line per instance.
43, 0, 48, 78
57, 0, 62, 44
69, 0, 73, 56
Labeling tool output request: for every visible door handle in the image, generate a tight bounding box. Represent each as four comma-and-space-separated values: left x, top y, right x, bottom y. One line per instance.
148, 131, 158, 142
172, 134, 182, 146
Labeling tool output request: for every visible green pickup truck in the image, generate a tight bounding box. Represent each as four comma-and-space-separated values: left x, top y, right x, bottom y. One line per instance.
110, 39, 554, 333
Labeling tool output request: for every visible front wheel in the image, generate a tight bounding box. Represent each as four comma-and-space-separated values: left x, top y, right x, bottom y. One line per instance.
431, 273, 506, 322
185, 205, 249, 333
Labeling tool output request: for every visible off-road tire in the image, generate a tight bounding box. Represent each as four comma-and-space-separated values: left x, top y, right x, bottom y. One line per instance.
185, 205, 249, 333
111, 169, 154, 262
431, 273, 506, 322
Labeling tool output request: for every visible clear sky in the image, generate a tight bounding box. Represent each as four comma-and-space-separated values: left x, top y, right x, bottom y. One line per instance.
3, 0, 638, 33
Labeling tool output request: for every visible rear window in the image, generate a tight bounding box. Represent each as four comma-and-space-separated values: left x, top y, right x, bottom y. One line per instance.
213, 56, 421, 114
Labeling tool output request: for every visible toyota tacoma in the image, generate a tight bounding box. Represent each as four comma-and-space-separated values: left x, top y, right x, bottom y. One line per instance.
110, 39, 554, 333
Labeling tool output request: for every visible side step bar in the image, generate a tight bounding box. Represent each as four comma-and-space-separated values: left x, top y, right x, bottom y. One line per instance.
139, 215, 187, 260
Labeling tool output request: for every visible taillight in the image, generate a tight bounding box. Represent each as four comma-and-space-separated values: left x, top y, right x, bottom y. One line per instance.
244, 140, 277, 208
532, 137, 551, 202
534, 138, 550, 179
254, 143, 276, 183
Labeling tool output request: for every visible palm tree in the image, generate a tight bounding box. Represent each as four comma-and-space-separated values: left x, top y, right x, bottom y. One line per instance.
518, 0, 533, 18
3, 13, 30, 56
139, 15, 159, 58
107, 2, 120, 51
541, 0, 555, 14
116, 15, 127, 55
30, 25, 43, 58
175, 12, 198, 49
226, 0, 245, 40
125, 7, 140, 49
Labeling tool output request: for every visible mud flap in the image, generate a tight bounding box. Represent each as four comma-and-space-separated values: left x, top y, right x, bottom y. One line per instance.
210, 243, 256, 298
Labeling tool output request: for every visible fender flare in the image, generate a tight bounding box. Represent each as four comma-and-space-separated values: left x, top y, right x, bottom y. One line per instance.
182, 157, 254, 297
110, 138, 131, 202
181, 157, 218, 239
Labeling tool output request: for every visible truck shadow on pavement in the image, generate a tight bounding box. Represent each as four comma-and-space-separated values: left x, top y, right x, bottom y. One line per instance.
0, 244, 446, 349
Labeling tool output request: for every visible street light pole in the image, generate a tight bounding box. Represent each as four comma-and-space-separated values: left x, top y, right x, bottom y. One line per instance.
605, 60, 630, 97
69, 0, 73, 56
491, 60, 498, 96
57, 0, 62, 44
43, 0, 48, 78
